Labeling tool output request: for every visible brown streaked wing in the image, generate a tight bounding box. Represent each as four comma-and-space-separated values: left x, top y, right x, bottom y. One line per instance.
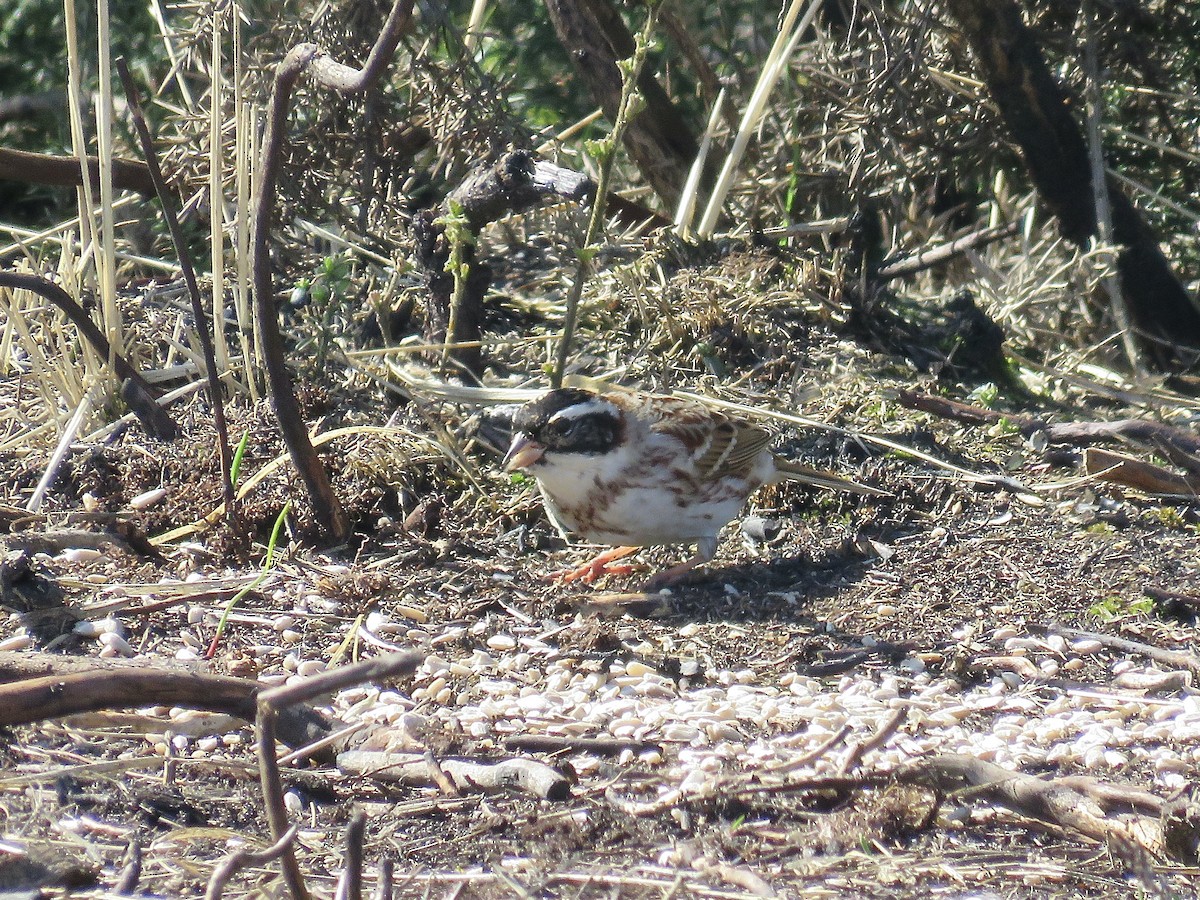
626, 393, 772, 480
691, 418, 773, 479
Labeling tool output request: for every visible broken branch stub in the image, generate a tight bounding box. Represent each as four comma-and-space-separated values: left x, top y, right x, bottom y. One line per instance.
416, 149, 657, 375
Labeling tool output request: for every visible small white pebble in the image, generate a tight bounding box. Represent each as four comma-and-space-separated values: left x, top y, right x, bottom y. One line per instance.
93, 618, 123, 636
273, 615, 296, 632
0, 633, 32, 651
59, 548, 103, 563
999, 671, 1024, 690
98, 632, 134, 656
283, 791, 304, 815
1154, 755, 1189, 774
487, 634, 517, 651
1115, 670, 1190, 692
129, 487, 168, 510
663, 723, 700, 742
280, 629, 303, 645
1111, 659, 1135, 676
180, 631, 203, 650
196, 736, 221, 752
295, 660, 326, 677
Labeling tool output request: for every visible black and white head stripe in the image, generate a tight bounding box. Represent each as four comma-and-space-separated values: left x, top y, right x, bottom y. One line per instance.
514, 389, 623, 455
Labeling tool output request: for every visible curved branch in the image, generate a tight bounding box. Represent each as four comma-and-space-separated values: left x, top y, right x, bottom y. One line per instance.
0, 271, 177, 439
250, 0, 415, 541
0, 147, 154, 195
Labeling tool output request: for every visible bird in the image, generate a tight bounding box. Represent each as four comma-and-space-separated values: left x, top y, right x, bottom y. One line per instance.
502, 387, 886, 589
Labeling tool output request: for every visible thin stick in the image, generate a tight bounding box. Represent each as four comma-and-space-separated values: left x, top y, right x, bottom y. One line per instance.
253, 652, 420, 900
340, 809, 366, 900
876, 222, 1020, 279
26, 382, 101, 513
0, 271, 177, 439
552, 2, 661, 387
116, 58, 236, 523
1082, 0, 1141, 374
255, 708, 309, 900
371, 858, 393, 900
205, 825, 300, 900
1032, 623, 1200, 678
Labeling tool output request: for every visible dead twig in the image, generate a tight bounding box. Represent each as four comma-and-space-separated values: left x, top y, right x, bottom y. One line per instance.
765, 723, 853, 775
371, 858, 392, 900
337, 751, 571, 800
113, 839, 141, 895
501, 734, 663, 757
876, 222, 1020, 280
0, 651, 336, 755
1031, 622, 1200, 678
898, 753, 1186, 862
116, 57, 237, 526
423, 749, 461, 797
1084, 447, 1200, 495
205, 825, 300, 900
339, 809, 366, 900
254, 651, 421, 900
838, 707, 908, 774
897, 389, 1200, 456
0, 146, 153, 195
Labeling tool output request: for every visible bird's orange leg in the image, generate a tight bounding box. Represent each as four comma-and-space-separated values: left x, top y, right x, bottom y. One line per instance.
555, 546, 640, 583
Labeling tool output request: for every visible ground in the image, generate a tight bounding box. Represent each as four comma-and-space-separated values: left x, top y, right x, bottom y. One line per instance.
2, 248, 1200, 899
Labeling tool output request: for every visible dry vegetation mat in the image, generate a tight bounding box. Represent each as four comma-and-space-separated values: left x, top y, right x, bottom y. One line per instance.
3, 0, 1200, 898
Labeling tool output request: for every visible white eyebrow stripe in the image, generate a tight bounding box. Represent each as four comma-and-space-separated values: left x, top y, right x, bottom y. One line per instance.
547, 400, 618, 423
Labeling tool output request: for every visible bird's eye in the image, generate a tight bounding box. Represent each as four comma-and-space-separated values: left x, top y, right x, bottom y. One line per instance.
547, 418, 577, 438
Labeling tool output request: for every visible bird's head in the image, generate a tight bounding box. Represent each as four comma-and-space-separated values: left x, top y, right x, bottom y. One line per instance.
503, 388, 623, 471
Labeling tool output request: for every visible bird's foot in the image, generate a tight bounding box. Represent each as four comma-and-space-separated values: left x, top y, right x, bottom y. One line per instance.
553, 546, 640, 584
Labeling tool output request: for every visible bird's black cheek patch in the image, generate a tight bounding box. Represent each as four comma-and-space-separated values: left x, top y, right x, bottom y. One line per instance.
544, 413, 621, 454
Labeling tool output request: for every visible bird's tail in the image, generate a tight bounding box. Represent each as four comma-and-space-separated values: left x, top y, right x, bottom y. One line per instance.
772, 459, 890, 496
